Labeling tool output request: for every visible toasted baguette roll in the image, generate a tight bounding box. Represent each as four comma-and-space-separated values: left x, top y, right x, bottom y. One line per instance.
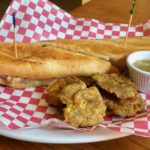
0, 42, 117, 88
40, 36, 150, 70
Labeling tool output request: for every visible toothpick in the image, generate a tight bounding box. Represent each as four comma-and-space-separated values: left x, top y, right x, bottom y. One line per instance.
124, 0, 137, 47
12, 12, 18, 59
124, 15, 133, 47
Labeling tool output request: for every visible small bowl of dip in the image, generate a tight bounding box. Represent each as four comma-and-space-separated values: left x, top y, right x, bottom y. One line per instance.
127, 51, 150, 93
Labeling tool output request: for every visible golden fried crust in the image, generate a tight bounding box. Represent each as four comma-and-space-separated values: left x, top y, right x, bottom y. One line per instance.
64, 86, 106, 128
104, 94, 145, 117
74, 87, 105, 117
91, 73, 145, 117
46, 77, 106, 127
92, 73, 137, 101
64, 105, 89, 127
46, 77, 85, 106
46, 79, 66, 107
46, 94, 64, 107
60, 83, 86, 105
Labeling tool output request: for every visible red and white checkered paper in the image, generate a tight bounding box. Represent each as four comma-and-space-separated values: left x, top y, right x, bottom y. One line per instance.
0, 0, 150, 137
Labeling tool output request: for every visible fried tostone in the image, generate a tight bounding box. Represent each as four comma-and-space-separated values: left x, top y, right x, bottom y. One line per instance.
46, 77, 85, 106
63, 86, 106, 128
104, 93, 145, 117
46, 77, 106, 128
92, 73, 145, 117
92, 73, 138, 104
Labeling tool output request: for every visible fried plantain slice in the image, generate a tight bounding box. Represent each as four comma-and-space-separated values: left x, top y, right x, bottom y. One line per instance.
46, 77, 84, 106
63, 86, 106, 128
103, 93, 145, 117
92, 73, 137, 100
60, 83, 86, 105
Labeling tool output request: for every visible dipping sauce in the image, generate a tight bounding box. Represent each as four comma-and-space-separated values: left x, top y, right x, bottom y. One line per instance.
133, 59, 150, 72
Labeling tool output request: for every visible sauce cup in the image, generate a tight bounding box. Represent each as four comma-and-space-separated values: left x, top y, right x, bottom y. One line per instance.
127, 51, 150, 93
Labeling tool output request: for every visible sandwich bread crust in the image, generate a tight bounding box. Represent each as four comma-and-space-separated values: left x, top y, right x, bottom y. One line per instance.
0, 42, 117, 80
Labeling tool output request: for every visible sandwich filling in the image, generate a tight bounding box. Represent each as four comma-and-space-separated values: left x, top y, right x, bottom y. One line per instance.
0, 76, 52, 88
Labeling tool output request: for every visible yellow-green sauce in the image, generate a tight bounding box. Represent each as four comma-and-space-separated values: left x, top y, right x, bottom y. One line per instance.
133, 59, 150, 72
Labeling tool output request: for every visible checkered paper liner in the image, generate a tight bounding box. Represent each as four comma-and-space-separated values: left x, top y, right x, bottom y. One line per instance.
0, 0, 150, 137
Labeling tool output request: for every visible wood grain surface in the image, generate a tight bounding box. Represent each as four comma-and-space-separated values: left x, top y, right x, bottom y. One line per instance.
71, 0, 150, 24
0, 0, 150, 150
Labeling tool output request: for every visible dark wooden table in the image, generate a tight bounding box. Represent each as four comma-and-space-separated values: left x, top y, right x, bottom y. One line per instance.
0, 0, 150, 150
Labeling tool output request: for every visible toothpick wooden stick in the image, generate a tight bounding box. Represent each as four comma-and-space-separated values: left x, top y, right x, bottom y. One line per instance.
12, 12, 18, 59
124, 0, 137, 47
124, 15, 133, 46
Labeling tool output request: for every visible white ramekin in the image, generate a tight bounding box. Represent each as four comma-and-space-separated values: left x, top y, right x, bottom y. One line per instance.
127, 51, 150, 94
